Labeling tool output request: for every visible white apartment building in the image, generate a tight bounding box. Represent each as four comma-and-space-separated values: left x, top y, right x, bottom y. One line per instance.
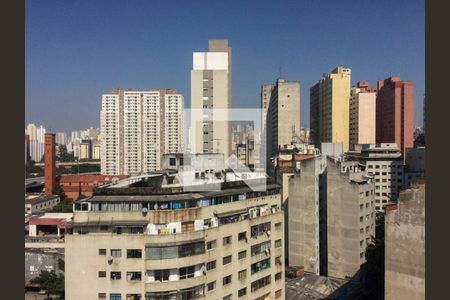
346, 143, 403, 211
101, 89, 184, 176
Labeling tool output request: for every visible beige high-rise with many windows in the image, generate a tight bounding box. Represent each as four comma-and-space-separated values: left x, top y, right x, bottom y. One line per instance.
190, 40, 232, 159
65, 168, 285, 300
310, 66, 351, 152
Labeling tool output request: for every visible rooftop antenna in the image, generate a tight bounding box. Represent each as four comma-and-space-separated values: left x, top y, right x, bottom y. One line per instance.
279, 66, 282, 78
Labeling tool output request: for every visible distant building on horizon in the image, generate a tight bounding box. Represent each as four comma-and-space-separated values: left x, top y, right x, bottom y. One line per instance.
100, 89, 184, 175
310, 66, 351, 152
376, 76, 414, 156
190, 39, 232, 159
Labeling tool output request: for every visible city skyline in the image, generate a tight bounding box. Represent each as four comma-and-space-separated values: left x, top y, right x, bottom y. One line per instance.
26, 0, 424, 133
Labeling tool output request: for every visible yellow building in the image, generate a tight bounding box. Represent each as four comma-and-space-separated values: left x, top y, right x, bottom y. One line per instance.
310, 66, 351, 152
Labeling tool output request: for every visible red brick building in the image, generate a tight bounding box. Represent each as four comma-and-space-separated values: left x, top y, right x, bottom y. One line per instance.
376, 77, 414, 156
57, 174, 127, 200
44, 133, 56, 195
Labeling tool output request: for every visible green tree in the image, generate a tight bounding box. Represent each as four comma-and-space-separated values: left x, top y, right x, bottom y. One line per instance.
52, 184, 73, 212
31, 270, 64, 299
57, 145, 75, 162
363, 211, 385, 300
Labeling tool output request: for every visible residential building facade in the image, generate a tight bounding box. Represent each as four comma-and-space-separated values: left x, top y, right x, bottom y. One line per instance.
100, 89, 184, 175
349, 81, 376, 150
310, 66, 351, 152
265, 79, 301, 168
190, 40, 232, 159
376, 77, 414, 156
346, 143, 403, 211
65, 171, 285, 300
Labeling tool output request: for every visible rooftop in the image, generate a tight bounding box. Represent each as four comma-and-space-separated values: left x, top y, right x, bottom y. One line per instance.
25, 194, 60, 205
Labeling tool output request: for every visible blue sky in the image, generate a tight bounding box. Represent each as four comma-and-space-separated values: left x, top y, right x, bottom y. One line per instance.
26, 0, 424, 133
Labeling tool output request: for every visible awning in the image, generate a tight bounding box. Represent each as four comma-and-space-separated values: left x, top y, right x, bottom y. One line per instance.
216, 208, 248, 218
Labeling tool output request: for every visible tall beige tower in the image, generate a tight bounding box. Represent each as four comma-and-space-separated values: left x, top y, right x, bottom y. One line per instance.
349, 81, 376, 150
265, 79, 301, 165
191, 40, 232, 159
310, 66, 351, 152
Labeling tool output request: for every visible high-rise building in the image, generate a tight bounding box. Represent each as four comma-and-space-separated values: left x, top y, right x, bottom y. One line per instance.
265, 79, 301, 169
376, 77, 414, 156
310, 66, 351, 152
55, 132, 68, 146
288, 156, 375, 279
261, 84, 274, 133
349, 81, 377, 150
101, 89, 184, 175
79, 140, 92, 160
385, 182, 425, 300
404, 147, 425, 188
66, 167, 285, 300
191, 40, 232, 159
26, 123, 47, 161
346, 143, 404, 212
44, 133, 56, 195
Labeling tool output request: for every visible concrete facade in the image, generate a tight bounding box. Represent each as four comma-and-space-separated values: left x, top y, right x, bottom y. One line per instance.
65, 175, 285, 300
191, 40, 232, 159
265, 79, 301, 169
376, 77, 414, 156
385, 183, 425, 300
346, 143, 403, 211
349, 81, 376, 150
310, 66, 351, 152
288, 156, 375, 279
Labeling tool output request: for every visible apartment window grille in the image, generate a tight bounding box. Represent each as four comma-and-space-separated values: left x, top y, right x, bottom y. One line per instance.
223, 275, 232, 286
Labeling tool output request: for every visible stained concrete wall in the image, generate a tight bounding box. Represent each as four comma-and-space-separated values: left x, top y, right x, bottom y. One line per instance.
326, 158, 375, 279
385, 183, 425, 300
288, 156, 326, 273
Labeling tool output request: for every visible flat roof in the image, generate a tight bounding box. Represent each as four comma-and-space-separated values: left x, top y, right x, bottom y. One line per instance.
83, 184, 280, 203
25, 194, 60, 205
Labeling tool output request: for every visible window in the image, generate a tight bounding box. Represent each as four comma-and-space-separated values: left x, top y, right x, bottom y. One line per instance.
110, 294, 121, 300
127, 249, 142, 258
238, 288, 247, 297
238, 250, 247, 260
179, 265, 196, 279
169, 158, 176, 166
275, 272, 282, 281
223, 255, 232, 265
99, 249, 107, 255
251, 258, 271, 274
98, 271, 106, 278
275, 222, 282, 230
223, 275, 232, 285
110, 272, 121, 280
126, 295, 141, 300
275, 289, 282, 298
275, 239, 282, 248
98, 293, 106, 300
251, 275, 271, 292
206, 240, 217, 250
238, 232, 247, 241
206, 260, 217, 270
154, 270, 170, 282
126, 272, 142, 281
251, 241, 271, 256
223, 295, 232, 300
207, 281, 216, 291
223, 236, 232, 245
238, 269, 247, 281
111, 249, 122, 257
